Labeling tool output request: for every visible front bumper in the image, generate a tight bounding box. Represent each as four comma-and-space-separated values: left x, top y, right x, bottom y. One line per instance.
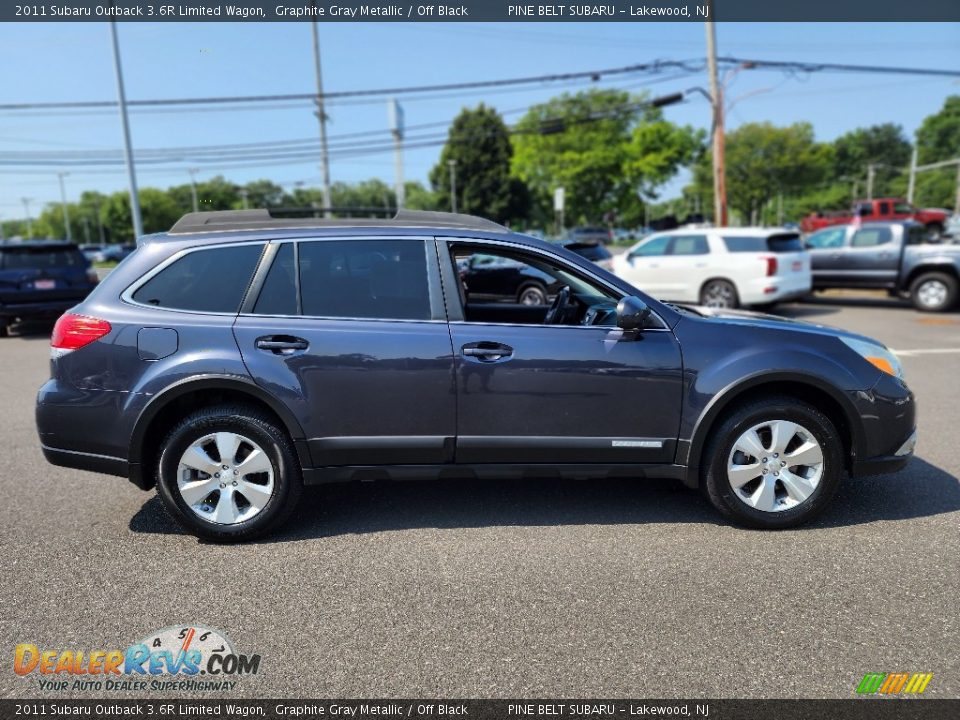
851, 428, 917, 477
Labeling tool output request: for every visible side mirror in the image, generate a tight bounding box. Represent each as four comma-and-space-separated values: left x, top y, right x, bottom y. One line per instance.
616, 295, 651, 331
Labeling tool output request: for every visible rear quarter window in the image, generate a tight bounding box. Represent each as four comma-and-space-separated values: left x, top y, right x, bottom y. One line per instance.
131, 244, 264, 313
722, 234, 803, 253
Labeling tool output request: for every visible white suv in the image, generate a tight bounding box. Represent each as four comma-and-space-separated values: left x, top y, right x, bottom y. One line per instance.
613, 228, 812, 308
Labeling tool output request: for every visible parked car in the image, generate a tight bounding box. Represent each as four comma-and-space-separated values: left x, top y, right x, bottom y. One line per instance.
805, 220, 960, 312
458, 251, 559, 305
37, 209, 915, 541
567, 226, 612, 245
799, 198, 948, 238
0, 241, 99, 337
556, 238, 614, 271
613, 228, 811, 309
79, 245, 104, 262
96, 244, 137, 263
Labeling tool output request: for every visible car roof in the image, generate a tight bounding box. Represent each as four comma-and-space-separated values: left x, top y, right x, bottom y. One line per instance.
647, 227, 796, 237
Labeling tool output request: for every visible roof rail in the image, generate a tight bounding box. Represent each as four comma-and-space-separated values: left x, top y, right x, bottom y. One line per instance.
168, 208, 508, 235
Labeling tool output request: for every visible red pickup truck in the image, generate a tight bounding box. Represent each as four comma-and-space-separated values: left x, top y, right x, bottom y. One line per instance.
800, 198, 948, 237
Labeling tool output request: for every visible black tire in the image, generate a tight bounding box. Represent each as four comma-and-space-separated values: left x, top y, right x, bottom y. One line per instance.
699, 279, 739, 309
517, 283, 548, 306
156, 404, 302, 542
909, 271, 958, 312
0, 322, 8, 338
701, 396, 844, 529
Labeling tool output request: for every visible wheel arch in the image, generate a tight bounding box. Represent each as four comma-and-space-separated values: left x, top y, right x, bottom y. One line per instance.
699, 276, 740, 302
683, 372, 863, 488
902, 263, 959, 290
128, 375, 309, 489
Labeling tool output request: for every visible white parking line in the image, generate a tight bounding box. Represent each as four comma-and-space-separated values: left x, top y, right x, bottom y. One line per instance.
893, 348, 960, 357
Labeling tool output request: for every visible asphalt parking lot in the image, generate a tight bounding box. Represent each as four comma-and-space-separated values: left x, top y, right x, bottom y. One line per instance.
1, 295, 958, 699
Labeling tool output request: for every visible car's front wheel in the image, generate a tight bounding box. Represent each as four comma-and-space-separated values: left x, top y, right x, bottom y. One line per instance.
156, 404, 302, 542
702, 396, 844, 529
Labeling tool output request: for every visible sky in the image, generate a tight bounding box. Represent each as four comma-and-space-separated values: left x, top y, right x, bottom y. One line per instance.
0, 21, 958, 227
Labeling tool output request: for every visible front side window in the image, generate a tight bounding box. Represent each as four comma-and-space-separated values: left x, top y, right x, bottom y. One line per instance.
631, 235, 670, 258
132, 244, 263, 313
804, 228, 846, 249
453, 245, 620, 327
894, 202, 913, 214
298, 239, 430, 320
851, 227, 892, 248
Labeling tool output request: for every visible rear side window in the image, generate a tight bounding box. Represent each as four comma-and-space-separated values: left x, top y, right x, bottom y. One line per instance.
722, 234, 803, 253
0, 247, 85, 269
298, 239, 430, 320
851, 227, 892, 248
567, 243, 612, 261
668, 236, 709, 255
132, 244, 263, 313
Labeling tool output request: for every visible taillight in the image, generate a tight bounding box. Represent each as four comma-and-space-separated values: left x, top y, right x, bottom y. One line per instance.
764, 256, 778, 276
86, 269, 99, 284
51, 314, 112, 351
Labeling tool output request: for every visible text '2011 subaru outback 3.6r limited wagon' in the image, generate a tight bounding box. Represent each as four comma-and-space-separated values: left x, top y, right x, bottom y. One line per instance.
37, 210, 917, 541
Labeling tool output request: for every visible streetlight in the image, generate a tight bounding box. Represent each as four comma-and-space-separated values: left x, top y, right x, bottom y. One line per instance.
188, 168, 200, 213
448, 159, 457, 214
57, 171, 72, 242
21, 198, 33, 238
109, 20, 144, 242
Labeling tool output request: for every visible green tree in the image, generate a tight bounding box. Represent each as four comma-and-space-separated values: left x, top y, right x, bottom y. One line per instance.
692, 122, 833, 224
512, 89, 700, 228
239, 179, 286, 209
429, 104, 530, 224
833, 123, 912, 198
914, 95, 960, 208
101, 188, 181, 242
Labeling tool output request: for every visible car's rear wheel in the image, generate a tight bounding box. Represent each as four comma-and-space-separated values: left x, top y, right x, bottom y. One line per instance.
156, 404, 302, 542
518, 283, 548, 306
702, 396, 844, 529
700, 279, 739, 309
910, 272, 958, 312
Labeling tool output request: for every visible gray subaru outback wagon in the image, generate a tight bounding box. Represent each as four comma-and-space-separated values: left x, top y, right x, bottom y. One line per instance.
37, 210, 917, 541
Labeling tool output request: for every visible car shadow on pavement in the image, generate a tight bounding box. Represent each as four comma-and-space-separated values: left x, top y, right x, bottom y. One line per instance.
128, 457, 959, 543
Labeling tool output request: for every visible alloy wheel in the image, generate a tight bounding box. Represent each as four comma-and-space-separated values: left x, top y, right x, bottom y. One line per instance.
702, 281, 736, 308
176, 432, 275, 525
726, 419, 824, 513
917, 279, 948, 310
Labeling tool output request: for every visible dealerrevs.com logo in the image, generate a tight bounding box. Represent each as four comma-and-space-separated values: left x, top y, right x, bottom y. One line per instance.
14, 625, 261, 693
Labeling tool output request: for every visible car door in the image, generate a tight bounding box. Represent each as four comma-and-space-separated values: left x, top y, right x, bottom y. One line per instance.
658, 234, 711, 302
840, 225, 900, 287
615, 234, 672, 298
233, 237, 456, 467
804, 226, 849, 286
442, 239, 684, 465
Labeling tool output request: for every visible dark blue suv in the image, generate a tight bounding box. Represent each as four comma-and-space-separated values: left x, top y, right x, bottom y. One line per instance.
36, 210, 917, 541
1, 241, 99, 337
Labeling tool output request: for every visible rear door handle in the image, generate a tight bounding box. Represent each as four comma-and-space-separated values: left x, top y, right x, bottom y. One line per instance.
255, 336, 309, 354
462, 342, 513, 363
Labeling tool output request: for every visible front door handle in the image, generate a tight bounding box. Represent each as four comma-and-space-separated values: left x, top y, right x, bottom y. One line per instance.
462, 342, 513, 362
256, 336, 309, 355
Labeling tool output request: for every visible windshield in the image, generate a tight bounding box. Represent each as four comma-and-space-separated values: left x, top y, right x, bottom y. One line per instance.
0, 247, 86, 270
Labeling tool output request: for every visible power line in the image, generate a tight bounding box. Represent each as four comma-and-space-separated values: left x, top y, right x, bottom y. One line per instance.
0, 60, 702, 112
717, 56, 960, 78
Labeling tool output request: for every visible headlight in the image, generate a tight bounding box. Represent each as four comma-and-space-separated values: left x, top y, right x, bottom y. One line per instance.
839, 336, 903, 378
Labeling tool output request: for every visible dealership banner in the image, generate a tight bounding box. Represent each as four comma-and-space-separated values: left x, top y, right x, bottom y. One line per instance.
2, 700, 960, 719
4, 0, 960, 22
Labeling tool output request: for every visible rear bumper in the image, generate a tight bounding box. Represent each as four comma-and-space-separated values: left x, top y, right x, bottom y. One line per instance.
741, 276, 812, 305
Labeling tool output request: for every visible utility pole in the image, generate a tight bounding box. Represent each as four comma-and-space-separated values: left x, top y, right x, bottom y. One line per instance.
448, 159, 457, 213
705, 20, 727, 227
239, 188, 249, 209
311, 14, 332, 217
93, 199, 105, 244
109, 21, 143, 242
82, 216, 90, 244
56, 172, 72, 242
777, 192, 784, 226
389, 99, 405, 209
21, 198, 33, 238
866, 164, 876, 201
907, 146, 918, 203
188, 168, 199, 213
